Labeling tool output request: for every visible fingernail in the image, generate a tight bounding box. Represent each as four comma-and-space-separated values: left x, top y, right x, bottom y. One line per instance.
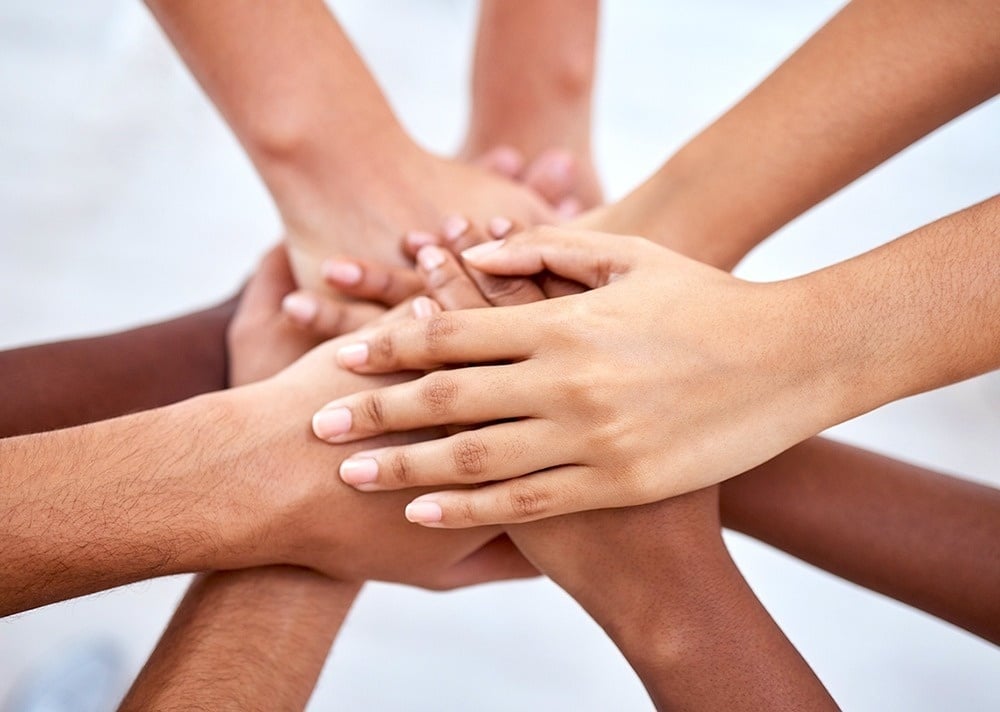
340, 457, 379, 485
405, 500, 443, 524
556, 197, 582, 219
442, 215, 469, 241
281, 293, 318, 324
488, 216, 513, 238
461, 239, 505, 262
337, 342, 369, 367
412, 296, 438, 319
545, 150, 575, 180
417, 245, 446, 271
322, 259, 363, 285
406, 230, 437, 250
312, 406, 352, 439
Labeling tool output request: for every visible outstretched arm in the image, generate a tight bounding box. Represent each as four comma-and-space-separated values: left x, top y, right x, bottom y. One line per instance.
592, 0, 1000, 268
119, 568, 360, 712
0, 300, 233, 437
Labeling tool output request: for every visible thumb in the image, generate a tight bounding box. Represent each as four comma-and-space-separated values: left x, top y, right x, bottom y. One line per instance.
459, 227, 635, 289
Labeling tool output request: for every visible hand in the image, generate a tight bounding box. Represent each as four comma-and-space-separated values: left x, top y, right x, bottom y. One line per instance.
308, 225, 835, 527
226, 246, 536, 586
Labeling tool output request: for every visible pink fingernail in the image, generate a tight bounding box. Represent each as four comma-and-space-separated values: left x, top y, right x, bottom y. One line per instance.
556, 197, 582, 219
322, 259, 363, 285
340, 457, 379, 485
312, 406, 352, 439
406, 230, 438, 250
281, 293, 318, 324
412, 296, 438, 319
417, 245, 446, 271
337, 343, 369, 367
405, 500, 443, 524
488, 216, 513, 238
461, 239, 505, 262
442, 215, 469, 241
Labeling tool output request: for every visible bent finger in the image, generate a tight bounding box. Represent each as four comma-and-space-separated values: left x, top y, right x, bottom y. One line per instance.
321, 256, 422, 306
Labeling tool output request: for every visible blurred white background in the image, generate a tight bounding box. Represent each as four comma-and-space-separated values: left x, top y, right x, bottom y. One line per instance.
1, 1, 998, 710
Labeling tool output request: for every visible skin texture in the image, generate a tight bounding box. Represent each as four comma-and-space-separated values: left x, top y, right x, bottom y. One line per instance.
316, 198, 1000, 527
144, 0, 555, 288
315, 221, 1000, 645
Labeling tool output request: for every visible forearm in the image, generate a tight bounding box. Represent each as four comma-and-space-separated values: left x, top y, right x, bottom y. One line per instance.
145, 0, 415, 211
721, 437, 1000, 643
120, 567, 360, 711
615, 0, 1000, 268
802, 195, 1000, 418
465, 0, 598, 160
0, 391, 261, 615
0, 300, 233, 437
507, 498, 835, 710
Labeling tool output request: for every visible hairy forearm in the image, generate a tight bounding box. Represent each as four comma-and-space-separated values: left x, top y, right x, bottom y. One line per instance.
801, 196, 1000, 418
619, 0, 1000, 268
0, 300, 233, 438
507, 497, 836, 710
721, 437, 1000, 643
120, 567, 359, 712
0, 391, 261, 615
466, 0, 598, 159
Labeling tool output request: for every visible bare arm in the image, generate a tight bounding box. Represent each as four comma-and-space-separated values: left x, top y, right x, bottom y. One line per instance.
0, 300, 233, 437
463, 0, 601, 209
721, 437, 1000, 644
119, 567, 360, 712
596, 0, 1000, 269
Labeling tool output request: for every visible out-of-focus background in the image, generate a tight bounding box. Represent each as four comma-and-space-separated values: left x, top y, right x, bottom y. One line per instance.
1, 1, 998, 710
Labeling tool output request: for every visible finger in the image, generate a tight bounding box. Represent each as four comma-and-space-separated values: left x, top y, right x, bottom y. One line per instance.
538, 274, 587, 299
402, 230, 442, 260
241, 243, 297, 308
471, 145, 526, 180
336, 420, 570, 491
281, 291, 385, 337
429, 534, 539, 589
556, 197, 583, 219
320, 256, 422, 306
460, 226, 637, 289
416, 245, 492, 310
403, 466, 595, 527
313, 364, 533, 442
436, 217, 545, 306
521, 149, 577, 207
332, 302, 548, 373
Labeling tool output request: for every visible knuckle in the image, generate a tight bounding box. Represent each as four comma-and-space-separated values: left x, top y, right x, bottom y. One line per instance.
480, 275, 535, 305
370, 332, 396, 365
507, 481, 550, 519
425, 313, 458, 353
420, 373, 459, 416
388, 448, 412, 486
359, 392, 387, 430
452, 434, 489, 478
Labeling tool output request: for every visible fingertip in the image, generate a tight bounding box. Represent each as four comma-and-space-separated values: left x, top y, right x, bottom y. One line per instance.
405, 230, 439, 254
488, 216, 514, 239
412, 295, 441, 319
405, 498, 444, 525
416, 244, 447, 272
336, 342, 370, 369
442, 214, 470, 241
556, 197, 583, 219
460, 239, 506, 263
321, 259, 363, 286
281, 292, 318, 325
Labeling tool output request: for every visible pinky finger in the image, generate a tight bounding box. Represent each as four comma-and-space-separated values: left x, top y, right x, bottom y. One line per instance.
404, 466, 595, 527
282, 291, 384, 338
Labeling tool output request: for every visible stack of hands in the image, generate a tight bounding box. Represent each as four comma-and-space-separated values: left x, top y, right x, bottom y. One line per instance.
3, 1, 999, 710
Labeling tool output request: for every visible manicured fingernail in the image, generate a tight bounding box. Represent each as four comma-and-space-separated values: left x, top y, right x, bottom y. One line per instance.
417, 245, 446, 271
488, 216, 513, 238
322, 259, 363, 285
312, 406, 352, 439
281, 293, 318, 324
461, 239, 505, 262
340, 457, 379, 486
442, 215, 469, 240
337, 342, 369, 367
405, 500, 443, 524
406, 230, 437, 250
412, 296, 438, 319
